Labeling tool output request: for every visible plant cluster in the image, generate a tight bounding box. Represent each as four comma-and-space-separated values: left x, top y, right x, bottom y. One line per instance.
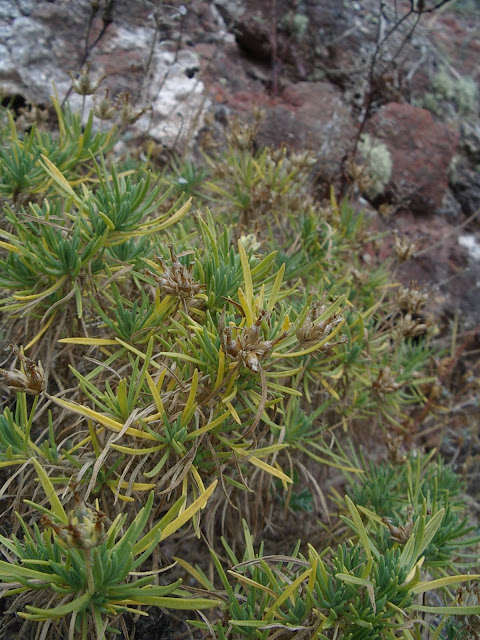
0, 98, 478, 639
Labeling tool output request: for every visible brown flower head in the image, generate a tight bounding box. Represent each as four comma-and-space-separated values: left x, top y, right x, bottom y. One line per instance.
372, 366, 402, 394
393, 232, 416, 262
0, 345, 46, 395
397, 281, 428, 314
146, 246, 205, 303
296, 301, 347, 351
222, 310, 287, 373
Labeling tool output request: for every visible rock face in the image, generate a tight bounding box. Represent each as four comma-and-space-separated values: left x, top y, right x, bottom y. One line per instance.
256, 82, 356, 192
366, 103, 459, 215
450, 165, 480, 217
0, 0, 210, 149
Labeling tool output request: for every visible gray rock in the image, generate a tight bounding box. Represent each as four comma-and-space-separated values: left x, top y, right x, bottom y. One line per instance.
460, 120, 480, 164
450, 165, 480, 217
0, 0, 209, 150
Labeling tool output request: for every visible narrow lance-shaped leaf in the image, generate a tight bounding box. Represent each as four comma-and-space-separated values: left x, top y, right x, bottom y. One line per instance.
30, 457, 67, 523
133, 480, 218, 554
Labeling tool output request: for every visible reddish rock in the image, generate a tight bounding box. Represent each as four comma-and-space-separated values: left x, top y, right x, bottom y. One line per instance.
367, 103, 459, 215
426, 11, 480, 79
392, 213, 480, 332
255, 81, 356, 192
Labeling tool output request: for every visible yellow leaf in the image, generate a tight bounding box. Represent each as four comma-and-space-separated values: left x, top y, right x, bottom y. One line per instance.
238, 239, 253, 310
145, 371, 165, 415
226, 401, 241, 424
228, 571, 277, 597
267, 382, 303, 397
58, 337, 118, 345
25, 313, 56, 350
182, 369, 198, 424
106, 480, 156, 491
111, 444, 166, 455
13, 275, 68, 300
40, 155, 79, 203
133, 480, 218, 553
184, 410, 231, 440
265, 568, 312, 617
49, 396, 157, 440
158, 351, 203, 365
160, 479, 217, 540
238, 288, 254, 327
233, 449, 293, 483
281, 313, 290, 333
267, 263, 285, 312
330, 185, 339, 217
30, 458, 68, 523
135, 198, 192, 234
317, 376, 339, 400
0, 241, 21, 254
214, 348, 225, 389
190, 465, 206, 500
107, 486, 135, 502
173, 557, 212, 590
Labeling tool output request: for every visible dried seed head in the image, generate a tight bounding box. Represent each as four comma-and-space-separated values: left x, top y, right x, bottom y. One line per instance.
385, 432, 407, 464
372, 366, 402, 394
16, 103, 49, 132
224, 326, 241, 358
456, 583, 480, 607
116, 92, 151, 125
147, 246, 204, 301
397, 281, 428, 313
320, 334, 348, 352
94, 88, 116, 120
289, 150, 316, 169
454, 585, 480, 639
347, 160, 375, 196
395, 313, 429, 339
382, 506, 414, 544
351, 268, 369, 286
252, 106, 265, 123
378, 203, 395, 217
0, 345, 46, 395
244, 350, 261, 372
69, 64, 105, 96
296, 302, 344, 347
225, 117, 257, 150
418, 378, 442, 400
393, 232, 416, 262
243, 311, 265, 348
223, 311, 287, 372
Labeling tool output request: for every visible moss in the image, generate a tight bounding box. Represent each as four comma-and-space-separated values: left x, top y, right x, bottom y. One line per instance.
426, 66, 478, 116
280, 12, 309, 42
358, 133, 393, 198
432, 67, 456, 100
456, 75, 479, 114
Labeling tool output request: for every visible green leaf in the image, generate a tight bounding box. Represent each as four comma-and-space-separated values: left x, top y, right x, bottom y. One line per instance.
413, 604, 480, 615
21, 592, 91, 620
124, 595, 220, 610
29, 458, 68, 524
412, 574, 480, 594
133, 480, 217, 554
344, 496, 376, 561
